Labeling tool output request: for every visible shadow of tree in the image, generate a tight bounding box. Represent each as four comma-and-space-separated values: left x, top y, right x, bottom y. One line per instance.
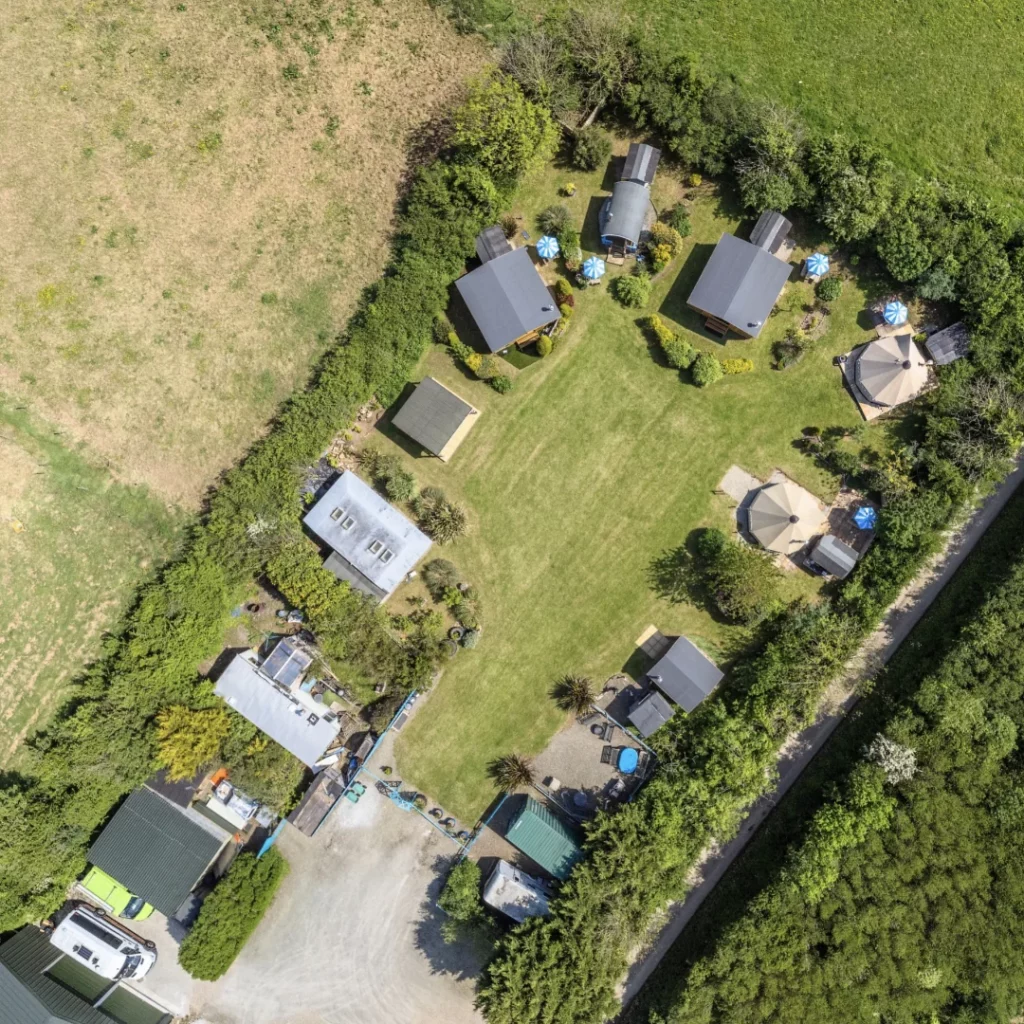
412, 853, 496, 982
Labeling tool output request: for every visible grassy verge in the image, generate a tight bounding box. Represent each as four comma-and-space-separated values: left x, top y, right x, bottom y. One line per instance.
623, 477, 1024, 1022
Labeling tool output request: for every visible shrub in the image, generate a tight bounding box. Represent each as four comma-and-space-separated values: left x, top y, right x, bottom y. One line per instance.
423, 558, 460, 601
461, 628, 480, 648
178, 850, 289, 980
499, 213, 518, 239
688, 172, 702, 187
490, 753, 534, 792
571, 125, 612, 170
648, 221, 685, 258
438, 859, 485, 943
816, 276, 843, 302
553, 674, 596, 715
385, 466, 416, 503
447, 331, 474, 364
538, 204, 573, 236
433, 315, 453, 345
415, 487, 468, 544
612, 273, 651, 309
367, 692, 405, 734
478, 355, 499, 379
665, 204, 692, 237
490, 374, 514, 394
692, 351, 724, 387
536, 335, 553, 357
558, 302, 573, 320
465, 352, 483, 374
722, 357, 754, 374
413, 793, 428, 810
554, 278, 574, 302
693, 526, 783, 624
559, 226, 582, 270
643, 315, 696, 370
916, 265, 957, 301
648, 243, 674, 274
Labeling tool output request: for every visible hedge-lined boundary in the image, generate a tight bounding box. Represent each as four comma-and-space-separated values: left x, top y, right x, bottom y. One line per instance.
0, 72, 556, 932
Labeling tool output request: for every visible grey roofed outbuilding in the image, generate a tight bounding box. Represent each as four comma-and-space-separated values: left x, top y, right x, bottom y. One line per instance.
627, 690, 675, 738
687, 233, 793, 338
749, 209, 792, 255
599, 180, 652, 246
303, 470, 432, 601
475, 224, 512, 264
0, 926, 172, 1024
454, 247, 560, 353
88, 787, 229, 919
482, 860, 552, 923
808, 534, 859, 579
648, 636, 725, 713
214, 651, 342, 767
391, 377, 479, 460
925, 321, 969, 365
621, 142, 660, 185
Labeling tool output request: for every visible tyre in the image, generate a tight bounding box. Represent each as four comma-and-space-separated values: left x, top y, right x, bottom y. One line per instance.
144, 940, 156, 950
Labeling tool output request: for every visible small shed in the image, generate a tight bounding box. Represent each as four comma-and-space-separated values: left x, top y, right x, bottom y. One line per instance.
88, 787, 230, 918
749, 210, 792, 255
391, 377, 480, 462
807, 534, 859, 579
599, 180, 654, 251
627, 690, 675, 738
455, 248, 560, 353
925, 322, 969, 365
621, 142, 660, 186
686, 233, 793, 338
482, 859, 552, 923
648, 636, 724, 713
475, 225, 513, 264
505, 797, 583, 881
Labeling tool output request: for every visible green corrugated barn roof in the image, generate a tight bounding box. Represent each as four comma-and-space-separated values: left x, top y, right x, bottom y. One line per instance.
505, 797, 583, 881
0, 927, 170, 1024
88, 787, 228, 918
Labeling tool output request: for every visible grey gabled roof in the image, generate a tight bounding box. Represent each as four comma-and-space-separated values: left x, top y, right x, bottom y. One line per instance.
687, 233, 792, 337
215, 652, 341, 767
749, 209, 792, 254
303, 471, 432, 599
627, 690, 675, 738
88, 788, 228, 918
475, 225, 513, 264
0, 928, 171, 1024
392, 378, 476, 457
925, 321, 969, 365
599, 180, 651, 245
621, 143, 660, 185
455, 247, 559, 352
648, 636, 724, 713
809, 534, 859, 579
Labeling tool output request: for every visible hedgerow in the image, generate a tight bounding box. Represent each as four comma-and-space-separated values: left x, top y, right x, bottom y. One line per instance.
178, 850, 290, 980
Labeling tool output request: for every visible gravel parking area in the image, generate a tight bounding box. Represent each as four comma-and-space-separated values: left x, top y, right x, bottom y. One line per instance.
192, 786, 484, 1024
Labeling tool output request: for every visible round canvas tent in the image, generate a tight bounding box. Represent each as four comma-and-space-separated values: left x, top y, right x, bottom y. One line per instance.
748, 480, 827, 553
855, 334, 928, 407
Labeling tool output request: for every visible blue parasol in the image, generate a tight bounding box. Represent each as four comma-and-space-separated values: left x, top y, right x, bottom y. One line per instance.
883, 300, 908, 326
853, 506, 878, 530
536, 235, 560, 259
582, 256, 606, 280
806, 253, 830, 276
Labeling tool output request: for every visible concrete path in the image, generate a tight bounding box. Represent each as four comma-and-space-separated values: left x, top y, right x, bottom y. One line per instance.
618, 458, 1024, 1009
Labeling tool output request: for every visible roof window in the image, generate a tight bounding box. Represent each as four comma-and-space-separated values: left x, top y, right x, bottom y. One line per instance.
368, 540, 384, 555
341, 516, 355, 530
379, 549, 395, 564
330, 507, 345, 521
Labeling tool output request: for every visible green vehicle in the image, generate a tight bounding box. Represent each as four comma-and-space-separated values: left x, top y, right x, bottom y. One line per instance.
79, 866, 155, 921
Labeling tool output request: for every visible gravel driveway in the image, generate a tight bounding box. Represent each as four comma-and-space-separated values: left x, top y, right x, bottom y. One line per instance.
193, 786, 485, 1024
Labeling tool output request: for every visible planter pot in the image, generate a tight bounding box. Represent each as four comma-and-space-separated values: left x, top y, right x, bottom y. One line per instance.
448, 626, 465, 641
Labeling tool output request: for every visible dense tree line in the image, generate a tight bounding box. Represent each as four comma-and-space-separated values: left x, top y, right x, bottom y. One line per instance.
0, 73, 555, 932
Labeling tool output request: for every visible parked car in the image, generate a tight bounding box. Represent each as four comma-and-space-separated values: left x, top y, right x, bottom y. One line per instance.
78, 866, 154, 921
48, 903, 157, 981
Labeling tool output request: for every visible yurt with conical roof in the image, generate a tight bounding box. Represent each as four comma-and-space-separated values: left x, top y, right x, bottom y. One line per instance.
854, 334, 929, 408
747, 480, 827, 554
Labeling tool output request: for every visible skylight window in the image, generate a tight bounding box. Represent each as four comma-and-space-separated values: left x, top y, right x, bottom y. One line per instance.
330, 507, 345, 522
368, 540, 384, 555
341, 516, 355, 530
379, 549, 395, 564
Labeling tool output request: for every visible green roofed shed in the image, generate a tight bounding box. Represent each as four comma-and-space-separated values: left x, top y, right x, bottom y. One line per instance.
505, 797, 583, 881
88, 787, 229, 918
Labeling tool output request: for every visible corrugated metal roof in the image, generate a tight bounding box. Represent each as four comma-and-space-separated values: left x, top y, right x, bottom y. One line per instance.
649, 636, 724, 713
392, 378, 477, 458
303, 471, 432, 599
621, 143, 660, 185
749, 210, 792, 254
214, 652, 341, 767
455, 247, 560, 352
505, 798, 583, 881
627, 690, 675, 737
599, 180, 652, 245
88, 788, 228, 918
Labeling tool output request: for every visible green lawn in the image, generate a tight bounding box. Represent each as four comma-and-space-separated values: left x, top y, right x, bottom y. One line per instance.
502, 0, 1024, 211
385, 154, 885, 820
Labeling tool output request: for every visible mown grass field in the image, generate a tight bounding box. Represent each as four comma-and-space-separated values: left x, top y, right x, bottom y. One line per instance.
0, 0, 483, 755
504, 0, 1024, 210
389, 151, 891, 820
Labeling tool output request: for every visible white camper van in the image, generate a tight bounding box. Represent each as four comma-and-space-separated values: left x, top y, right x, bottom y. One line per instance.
49, 903, 157, 981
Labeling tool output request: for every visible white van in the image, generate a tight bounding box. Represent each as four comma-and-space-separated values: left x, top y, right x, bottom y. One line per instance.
49, 904, 157, 981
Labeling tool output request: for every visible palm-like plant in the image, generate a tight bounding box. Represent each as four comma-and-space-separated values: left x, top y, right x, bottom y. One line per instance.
415, 486, 468, 544
554, 674, 596, 716
490, 753, 535, 792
